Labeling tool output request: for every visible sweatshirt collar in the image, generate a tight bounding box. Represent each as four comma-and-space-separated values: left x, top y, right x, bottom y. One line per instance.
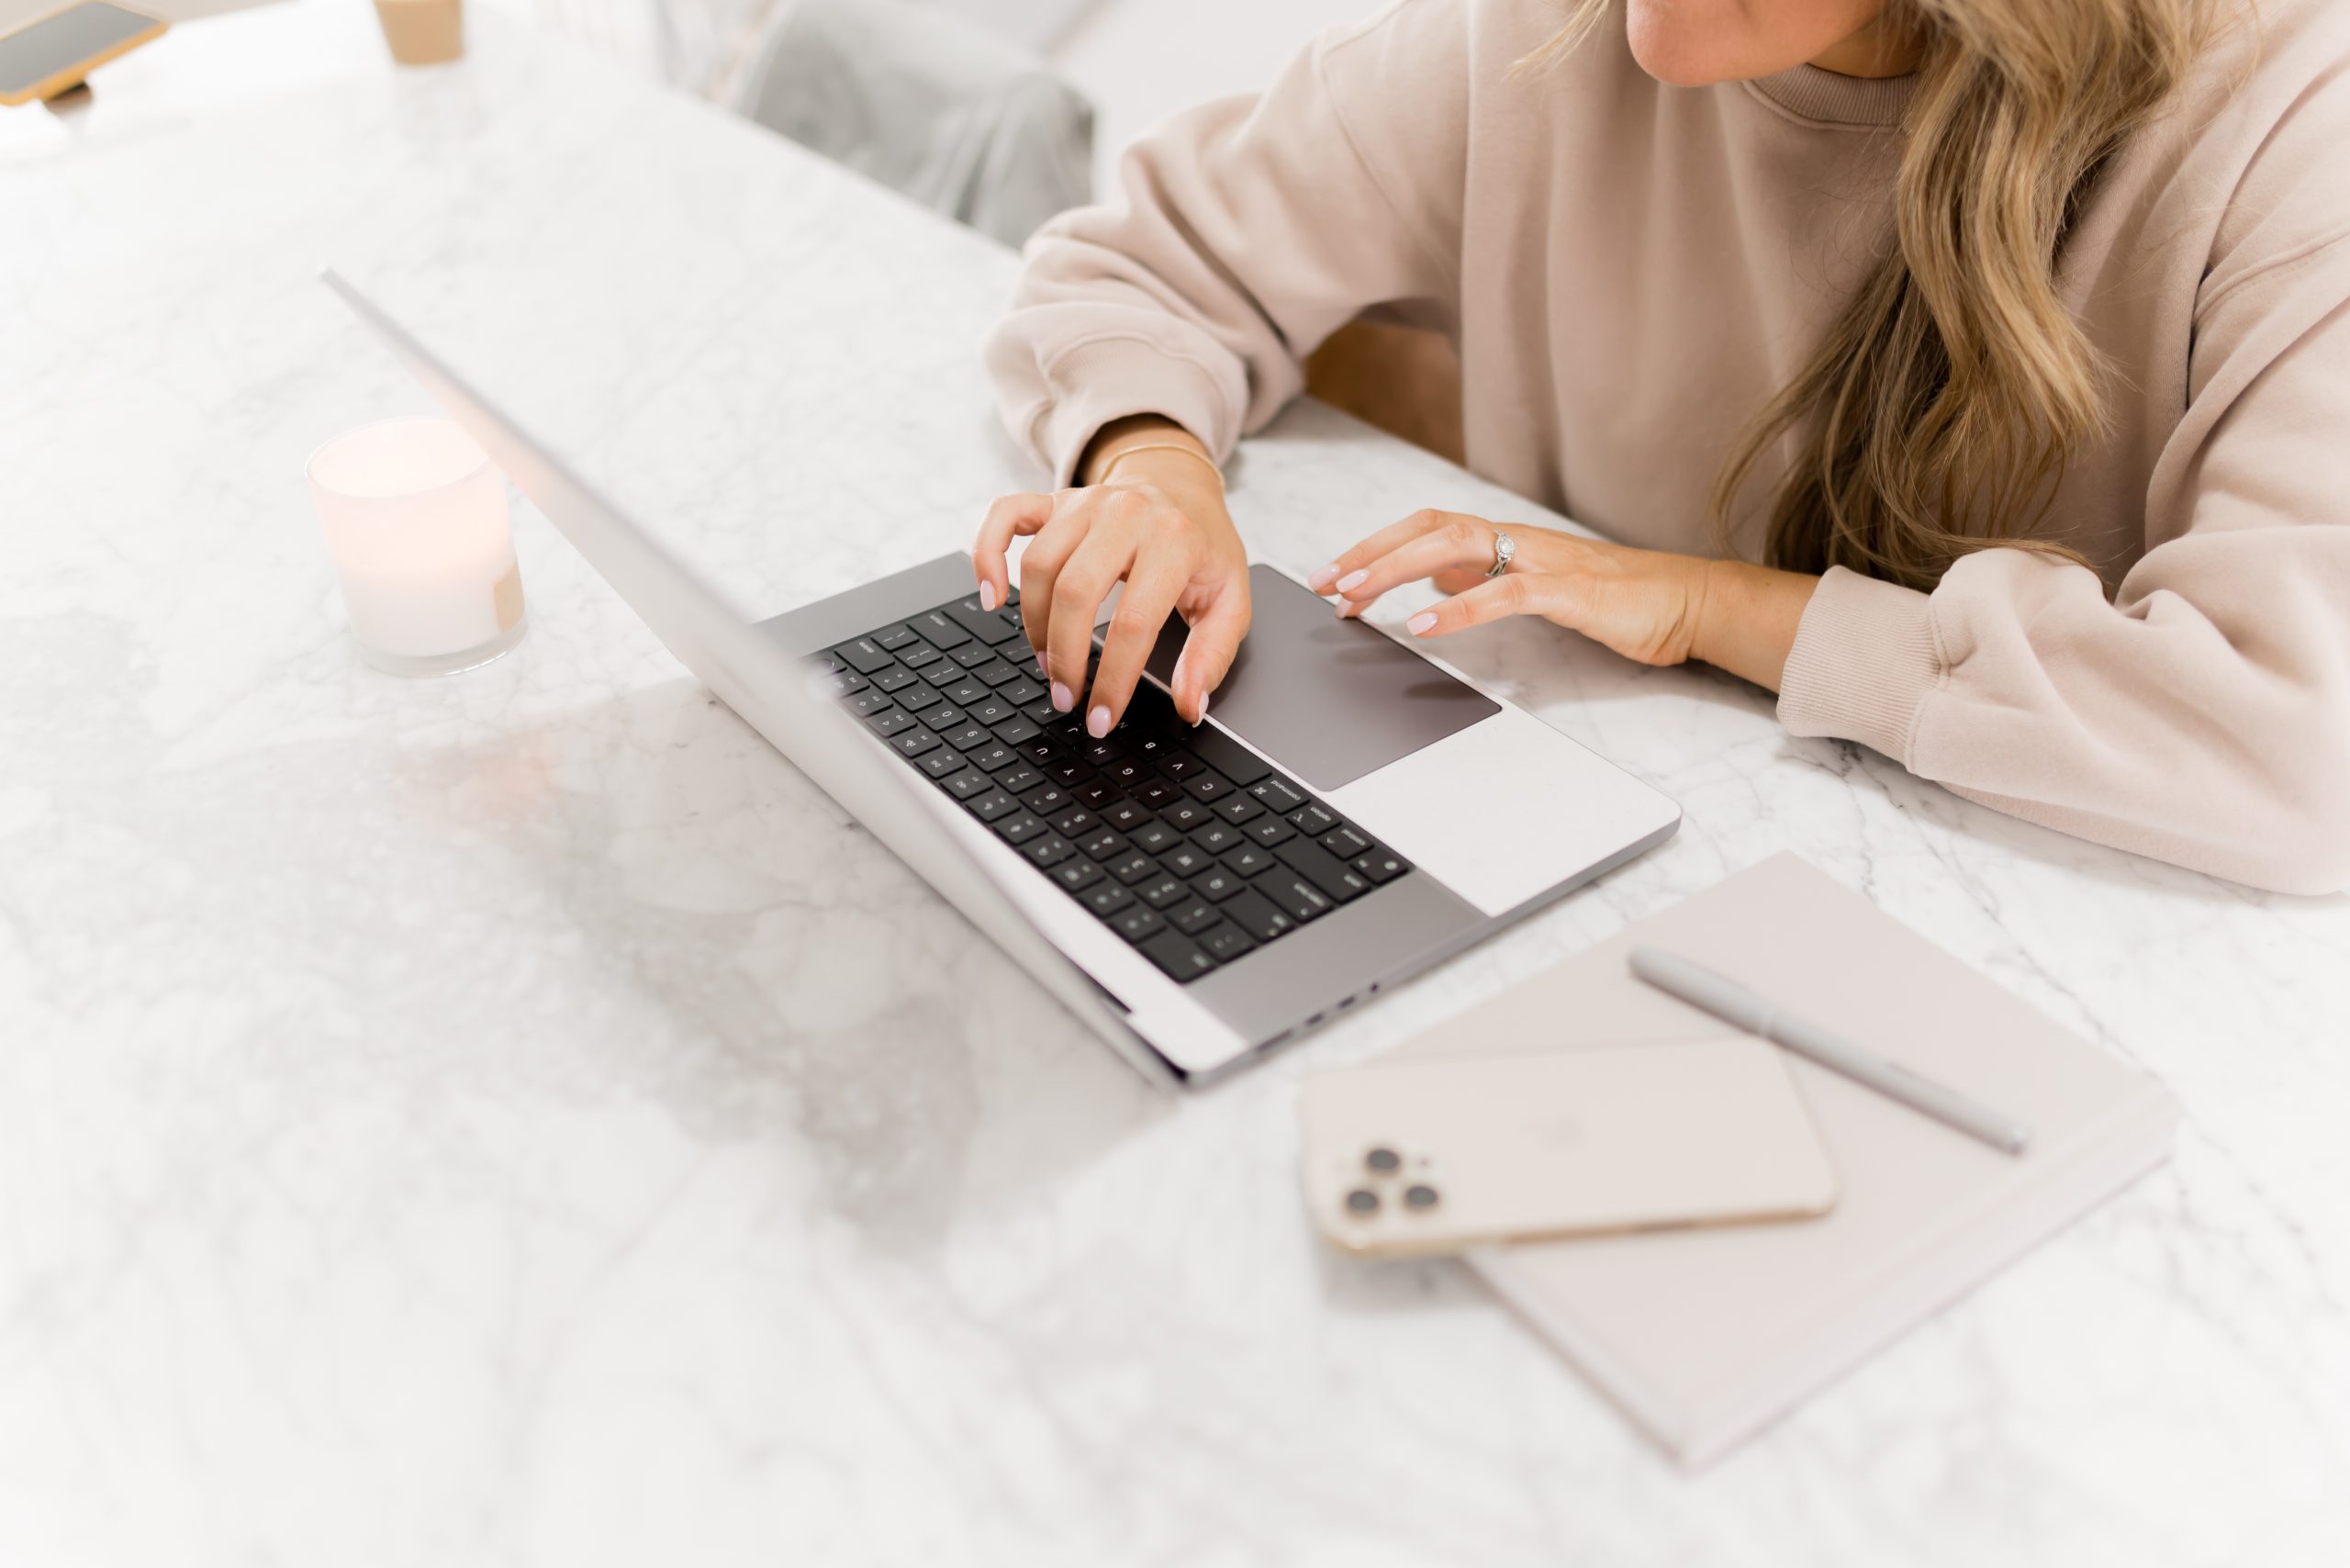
1746, 63, 1914, 128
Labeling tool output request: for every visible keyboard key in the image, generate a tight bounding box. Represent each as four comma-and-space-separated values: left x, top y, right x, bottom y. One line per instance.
1113, 905, 1167, 944
944, 678, 990, 707
1021, 784, 1071, 817
916, 748, 965, 778
992, 715, 1042, 746
900, 643, 945, 669
1287, 802, 1341, 835
1134, 778, 1181, 809
1249, 776, 1307, 813
1352, 849, 1410, 884
1105, 848, 1157, 884
926, 706, 967, 731
1107, 757, 1150, 789
910, 610, 970, 649
1080, 735, 1125, 766
873, 666, 919, 692
994, 764, 1044, 796
890, 728, 941, 758
1072, 778, 1118, 808
813, 651, 846, 673
819, 668, 867, 698
1222, 844, 1277, 877
1199, 924, 1257, 962
876, 622, 920, 651
834, 636, 894, 674
1049, 805, 1097, 837
1274, 838, 1372, 902
973, 660, 1023, 688
1220, 888, 1296, 944
1157, 752, 1199, 778
1022, 698, 1061, 723
1080, 879, 1133, 917
1077, 825, 1127, 860
1193, 867, 1245, 902
966, 789, 1017, 822
1046, 757, 1094, 787
1052, 857, 1104, 891
1321, 826, 1373, 860
1213, 795, 1264, 825
1126, 733, 1170, 763
1136, 873, 1188, 909
1168, 897, 1220, 935
844, 689, 894, 719
994, 812, 1046, 846
867, 709, 917, 738
895, 683, 944, 711
1260, 871, 1334, 924
1000, 678, 1045, 707
1160, 800, 1212, 832
943, 722, 992, 752
952, 643, 997, 669
1181, 772, 1234, 803
1161, 843, 1213, 879
966, 741, 1018, 773
1244, 815, 1295, 848
1020, 736, 1061, 765
968, 697, 1016, 726
1192, 823, 1242, 856
1102, 801, 1153, 833
1184, 723, 1271, 786
1138, 929, 1215, 980
1130, 822, 1181, 855
941, 768, 991, 800
948, 598, 1024, 644
1024, 834, 1075, 868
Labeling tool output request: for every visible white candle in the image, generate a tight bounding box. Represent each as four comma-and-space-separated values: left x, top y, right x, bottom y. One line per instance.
308, 417, 526, 675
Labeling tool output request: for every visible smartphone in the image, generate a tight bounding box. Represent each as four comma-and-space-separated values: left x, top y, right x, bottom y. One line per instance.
0, 2, 167, 106
1299, 1036, 1840, 1259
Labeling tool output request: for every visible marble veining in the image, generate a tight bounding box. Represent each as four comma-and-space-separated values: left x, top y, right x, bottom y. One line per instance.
3, 6, 2347, 1564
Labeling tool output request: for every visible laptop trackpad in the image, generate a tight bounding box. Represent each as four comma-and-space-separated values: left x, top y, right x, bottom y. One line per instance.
1145, 565, 1498, 792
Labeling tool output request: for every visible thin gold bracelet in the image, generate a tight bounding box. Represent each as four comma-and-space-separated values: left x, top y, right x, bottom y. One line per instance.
1097, 441, 1225, 491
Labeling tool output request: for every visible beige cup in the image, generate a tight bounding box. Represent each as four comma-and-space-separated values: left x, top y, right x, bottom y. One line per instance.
375, 0, 464, 66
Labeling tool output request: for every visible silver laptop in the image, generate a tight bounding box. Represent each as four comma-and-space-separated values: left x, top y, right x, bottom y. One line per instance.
327, 271, 1680, 1085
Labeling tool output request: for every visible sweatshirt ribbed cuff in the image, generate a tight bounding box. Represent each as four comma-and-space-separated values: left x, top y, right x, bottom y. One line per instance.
1029, 336, 1235, 488
1775, 566, 1943, 764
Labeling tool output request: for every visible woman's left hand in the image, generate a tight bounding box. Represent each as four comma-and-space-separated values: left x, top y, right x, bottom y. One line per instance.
1307, 509, 1820, 690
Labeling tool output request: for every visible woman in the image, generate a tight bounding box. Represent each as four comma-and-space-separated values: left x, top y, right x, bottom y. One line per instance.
973, 0, 2350, 894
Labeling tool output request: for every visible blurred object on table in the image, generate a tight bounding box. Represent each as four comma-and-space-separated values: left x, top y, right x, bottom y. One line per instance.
373, 0, 459, 63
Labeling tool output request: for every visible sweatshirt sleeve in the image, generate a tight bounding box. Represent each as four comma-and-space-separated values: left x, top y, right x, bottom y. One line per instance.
1777, 241, 2350, 895
984, 0, 1469, 485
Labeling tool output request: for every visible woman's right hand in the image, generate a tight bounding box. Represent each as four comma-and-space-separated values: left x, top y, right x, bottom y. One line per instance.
970, 433, 1250, 735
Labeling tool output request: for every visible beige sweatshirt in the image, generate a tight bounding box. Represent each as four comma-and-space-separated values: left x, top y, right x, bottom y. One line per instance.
986, 0, 2350, 894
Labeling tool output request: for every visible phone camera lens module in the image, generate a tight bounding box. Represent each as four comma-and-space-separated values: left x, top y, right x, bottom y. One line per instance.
1345, 1188, 1381, 1215
1403, 1184, 1439, 1210
1364, 1147, 1402, 1174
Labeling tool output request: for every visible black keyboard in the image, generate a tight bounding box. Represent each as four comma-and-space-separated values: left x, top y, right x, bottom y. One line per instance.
808, 587, 1412, 984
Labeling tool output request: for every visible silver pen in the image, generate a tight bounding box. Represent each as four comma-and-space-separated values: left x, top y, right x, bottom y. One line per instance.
1628, 946, 2032, 1156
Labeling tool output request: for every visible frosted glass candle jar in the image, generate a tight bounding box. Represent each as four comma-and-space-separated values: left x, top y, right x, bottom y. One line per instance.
308, 417, 527, 677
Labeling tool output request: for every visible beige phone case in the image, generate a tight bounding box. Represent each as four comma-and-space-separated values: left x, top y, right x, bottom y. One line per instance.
1300, 1036, 1840, 1258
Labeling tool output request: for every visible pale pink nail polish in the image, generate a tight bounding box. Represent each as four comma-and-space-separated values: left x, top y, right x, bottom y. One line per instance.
1196, 692, 1209, 722
1336, 568, 1369, 595
979, 579, 999, 611
1407, 610, 1438, 635
1087, 705, 1113, 738
1052, 681, 1074, 712
1307, 562, 1341, 591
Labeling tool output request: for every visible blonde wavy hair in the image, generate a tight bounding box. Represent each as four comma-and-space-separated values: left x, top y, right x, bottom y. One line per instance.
1529, 0, 2210, 589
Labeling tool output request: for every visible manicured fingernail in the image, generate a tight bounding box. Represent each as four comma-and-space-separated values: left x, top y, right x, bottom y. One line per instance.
1196, 692, 1209, 722
1407, 611, 1438, 635
1051, 681, 1074, 712
978, 579, 998, 611
1308, 562, 1341, 591
1335, 568, 1369, 594
1035, 652, 1049, 679
1087, 705, 1113, 738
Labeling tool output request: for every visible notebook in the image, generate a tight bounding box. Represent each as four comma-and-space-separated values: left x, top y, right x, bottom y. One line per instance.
1386, 853, 2178, 1468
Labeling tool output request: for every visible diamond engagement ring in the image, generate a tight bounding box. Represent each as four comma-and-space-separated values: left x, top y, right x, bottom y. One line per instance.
1486, 528, 1517, 578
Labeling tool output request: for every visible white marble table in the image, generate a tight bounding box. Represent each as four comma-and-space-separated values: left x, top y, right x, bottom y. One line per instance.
6, 6, 2348, 1563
